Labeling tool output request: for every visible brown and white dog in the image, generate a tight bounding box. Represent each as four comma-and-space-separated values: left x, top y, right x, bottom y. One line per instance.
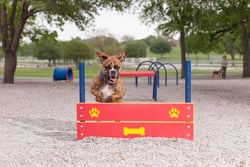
91, 52, 126, 103
212, 68, 223, 79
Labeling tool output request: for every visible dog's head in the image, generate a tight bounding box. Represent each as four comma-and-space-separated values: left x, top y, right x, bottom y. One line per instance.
96, 52, 126, 85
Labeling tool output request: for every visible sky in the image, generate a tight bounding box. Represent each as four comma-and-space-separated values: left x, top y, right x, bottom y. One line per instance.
55, 10, 158, 41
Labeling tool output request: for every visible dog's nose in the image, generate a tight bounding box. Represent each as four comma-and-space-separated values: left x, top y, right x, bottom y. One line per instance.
110, 69, 117, 78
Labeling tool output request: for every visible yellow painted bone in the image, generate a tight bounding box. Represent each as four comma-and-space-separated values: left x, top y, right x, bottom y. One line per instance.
123, 127, 145, 136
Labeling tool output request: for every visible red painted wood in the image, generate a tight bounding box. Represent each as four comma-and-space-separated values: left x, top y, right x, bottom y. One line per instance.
77, 122, 193, 140
77, 103, 193, 122
119, 71, 155, 77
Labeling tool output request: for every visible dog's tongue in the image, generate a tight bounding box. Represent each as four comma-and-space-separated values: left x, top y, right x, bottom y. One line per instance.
110, 78, 117, 83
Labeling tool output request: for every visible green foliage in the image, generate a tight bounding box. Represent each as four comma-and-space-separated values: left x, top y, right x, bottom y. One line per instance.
24, 0, 133, 39
190, 1, 250, 76
124, 40, 148, 57
139, 1, 194, 36
62, 38, 94, 67
18, 43, 34, 57
33, 37, 61, 66
138, 0, 196, 78
149, 38, 172, 58
186, 32, 215, 55
0, 0, 133, 83
214, 32, 242, 56
87, 36, 123, 54
144, 35, 158, 47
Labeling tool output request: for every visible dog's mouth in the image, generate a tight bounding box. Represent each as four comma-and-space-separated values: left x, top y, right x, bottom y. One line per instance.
107, 69, 119, 84
108, 74, 119, 85
100, 68, 120, 85
109, 77, 117, 83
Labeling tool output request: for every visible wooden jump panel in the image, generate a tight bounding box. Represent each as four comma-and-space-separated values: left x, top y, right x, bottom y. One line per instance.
76, 103, 194, 140
77, 122, 193, 139
76, 103, 193, 121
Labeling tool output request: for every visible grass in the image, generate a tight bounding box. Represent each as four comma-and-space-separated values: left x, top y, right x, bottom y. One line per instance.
0, 64, 242, 79
0, 47, 244, 78
0, 66, 99, 79
14, 67, 54, 77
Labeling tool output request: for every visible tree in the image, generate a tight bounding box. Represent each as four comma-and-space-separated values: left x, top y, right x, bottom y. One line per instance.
19, 43, 33, 58
0, 48, 3, 61
124, 40, 148, 58
195, 0, 250, 77
139, 0, 196, 78
33, 37, 60, 66
185, 32, 216, 61
88, 35, 123, 55
143, 35, 158, 47
0, 0, 132, 83
139, 0, 250, 78
121, 35, 135, 43
214, 32, 241, 66
149, 38, 172, 59
63, 38, 93, 68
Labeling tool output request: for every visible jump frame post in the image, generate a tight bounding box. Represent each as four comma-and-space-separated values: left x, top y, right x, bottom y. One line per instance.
79, 61, 192, 103
77, 61, 193, 140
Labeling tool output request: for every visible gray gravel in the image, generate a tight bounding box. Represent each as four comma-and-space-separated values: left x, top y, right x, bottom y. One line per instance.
0, 77, 250, 167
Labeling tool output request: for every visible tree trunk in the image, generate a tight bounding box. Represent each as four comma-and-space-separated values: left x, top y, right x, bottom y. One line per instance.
3, 51, 17, 83
241, 25, 250, 78
75, 59, 80, 69
1, 1, 30, 83
180, 30, 186, 79
229, 43, 235, 66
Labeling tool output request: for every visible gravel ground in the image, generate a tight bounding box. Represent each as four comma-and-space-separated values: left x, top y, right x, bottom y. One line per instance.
0, 76, 250, 167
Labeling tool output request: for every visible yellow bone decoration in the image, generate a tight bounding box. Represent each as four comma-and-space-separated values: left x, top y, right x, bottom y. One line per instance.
123, 127, 145, 136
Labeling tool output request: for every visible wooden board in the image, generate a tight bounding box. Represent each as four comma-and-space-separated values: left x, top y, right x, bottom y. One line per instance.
76, 103, 194, 140
77, 122, 193, 140
77, 103, 193, 122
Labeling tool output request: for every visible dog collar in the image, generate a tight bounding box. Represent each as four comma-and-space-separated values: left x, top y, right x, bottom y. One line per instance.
100, 70, 116, 85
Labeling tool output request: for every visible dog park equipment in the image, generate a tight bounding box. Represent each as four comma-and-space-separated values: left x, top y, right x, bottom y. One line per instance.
77, 103, 193, 140
119, 70, 158, 101
136, 61, 179, 86
77, 61, 193, 140
53, 67, 73, 81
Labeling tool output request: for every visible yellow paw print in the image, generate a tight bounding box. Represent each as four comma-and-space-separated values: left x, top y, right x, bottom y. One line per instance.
89, 107, 100, 117
168, 108, 180, 118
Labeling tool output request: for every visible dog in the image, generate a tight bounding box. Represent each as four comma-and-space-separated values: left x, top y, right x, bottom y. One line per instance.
91, 52, 126, 103
212, 68, 223, 79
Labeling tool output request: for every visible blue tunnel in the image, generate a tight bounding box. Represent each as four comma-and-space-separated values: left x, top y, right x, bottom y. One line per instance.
53, 67, 73, 81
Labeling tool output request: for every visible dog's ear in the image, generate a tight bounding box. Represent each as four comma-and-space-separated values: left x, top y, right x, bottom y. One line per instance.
116, 52, 127, 63
96, 52, 109, 63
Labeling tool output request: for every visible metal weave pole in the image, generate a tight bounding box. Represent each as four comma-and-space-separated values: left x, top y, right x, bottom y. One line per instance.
185, 60, 191, 103
152, 71, 158, 101
79, 62, 85, 103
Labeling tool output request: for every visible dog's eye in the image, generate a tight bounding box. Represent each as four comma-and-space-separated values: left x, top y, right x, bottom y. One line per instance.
105, 65, 111, 70
114, 65, 120, 70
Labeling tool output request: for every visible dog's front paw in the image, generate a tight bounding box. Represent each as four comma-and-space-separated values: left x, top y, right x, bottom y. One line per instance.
102, 96, 111, 102
95, 96, 103, 102
110, 95, 122, 103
